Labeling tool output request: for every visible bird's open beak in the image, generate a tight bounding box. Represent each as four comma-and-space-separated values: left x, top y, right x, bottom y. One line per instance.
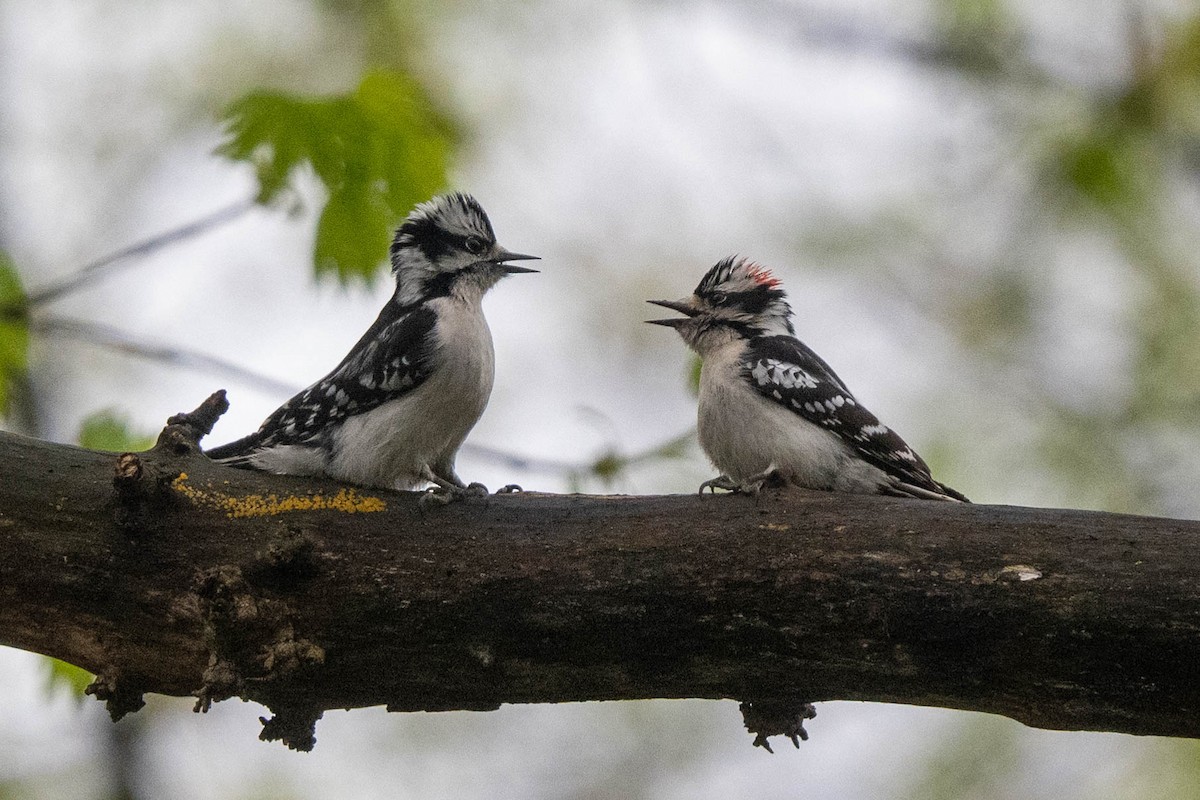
645, 298, 699, 327
494, 248, 540, 274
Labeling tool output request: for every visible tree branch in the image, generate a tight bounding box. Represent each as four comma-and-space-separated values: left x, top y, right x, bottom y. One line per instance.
1, 397, 1198, 751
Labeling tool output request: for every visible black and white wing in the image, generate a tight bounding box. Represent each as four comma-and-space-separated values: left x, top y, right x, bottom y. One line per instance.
206, 304, 439, 465
740, 335, 969, 501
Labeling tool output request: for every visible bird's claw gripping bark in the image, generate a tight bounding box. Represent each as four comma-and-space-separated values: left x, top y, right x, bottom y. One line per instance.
699, 468, 782, 496
698, 475, 738, 495
737, 466, 783, 496
419, 481, 489, 508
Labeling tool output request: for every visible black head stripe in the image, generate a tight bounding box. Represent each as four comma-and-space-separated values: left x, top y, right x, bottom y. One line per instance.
448, 193, 496, 241
694, 256, 740, 296
725, 285, 787, 314
421, 270, 457, 299
392, 213, 454, 267
390, 193, 497, 273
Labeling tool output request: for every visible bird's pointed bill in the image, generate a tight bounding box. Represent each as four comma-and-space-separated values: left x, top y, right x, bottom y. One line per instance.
647, 298, 700, 316
494, 248, 540, 273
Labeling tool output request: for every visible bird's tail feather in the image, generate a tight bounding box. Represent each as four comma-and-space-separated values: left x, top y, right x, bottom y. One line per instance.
204, 434, 261, 466
883, 478, 970, 503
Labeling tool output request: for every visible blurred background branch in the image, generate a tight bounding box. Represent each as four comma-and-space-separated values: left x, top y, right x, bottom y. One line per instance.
25, 198, 258, 308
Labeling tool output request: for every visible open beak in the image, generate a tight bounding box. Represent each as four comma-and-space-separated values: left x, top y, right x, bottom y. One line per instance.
645, 297, 700, 327
494, 247, 540, 274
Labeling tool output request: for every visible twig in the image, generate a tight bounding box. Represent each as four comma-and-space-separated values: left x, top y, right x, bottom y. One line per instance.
32, 316, 297, 397
27, 198, 257, 308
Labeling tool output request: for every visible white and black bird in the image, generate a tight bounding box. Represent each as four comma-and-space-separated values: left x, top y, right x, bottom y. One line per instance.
647, 257, 968, 501
206, 193, 537, 496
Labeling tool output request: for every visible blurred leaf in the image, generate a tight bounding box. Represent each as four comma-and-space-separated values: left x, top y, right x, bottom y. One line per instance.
0, 252, 30, 418
43, 657, 93, 703
314, 175, 394, 282
219, 70, 457, 283
651, 431, 693, 460
591, 451, 625, 482
1056, 131, 1147, 209
579, 430, 695, 490
78, 409, 155, 452
1047, 15, 1200, 212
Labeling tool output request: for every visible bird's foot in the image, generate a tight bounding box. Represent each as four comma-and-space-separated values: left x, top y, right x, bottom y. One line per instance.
496, 484, 523, 494
419, 481, 488, 509
737, 467, 783, 496
698, 475, 738, 495
419, 487, 456, 509
739, 478, 767, 496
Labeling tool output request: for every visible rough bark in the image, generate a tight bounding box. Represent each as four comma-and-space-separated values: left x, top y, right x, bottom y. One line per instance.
1, 392, 1199, 751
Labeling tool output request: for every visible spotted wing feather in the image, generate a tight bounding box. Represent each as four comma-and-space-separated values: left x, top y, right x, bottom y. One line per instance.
206, 304, 439, 463
740, 335, 968, 501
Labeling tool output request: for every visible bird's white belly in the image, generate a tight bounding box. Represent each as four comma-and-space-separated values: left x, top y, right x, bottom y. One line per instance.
697, 347, 886, 493
329, 303, 494, 489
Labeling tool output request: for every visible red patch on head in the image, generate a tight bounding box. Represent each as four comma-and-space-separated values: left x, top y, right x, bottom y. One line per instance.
742, 261, 780, 289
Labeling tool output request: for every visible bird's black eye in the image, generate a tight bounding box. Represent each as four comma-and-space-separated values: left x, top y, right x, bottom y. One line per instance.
464, 236, 486, 255
709, 291, 728, 305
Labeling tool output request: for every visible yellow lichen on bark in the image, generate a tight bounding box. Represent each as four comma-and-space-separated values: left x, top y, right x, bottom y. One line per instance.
171, 472, 386, 518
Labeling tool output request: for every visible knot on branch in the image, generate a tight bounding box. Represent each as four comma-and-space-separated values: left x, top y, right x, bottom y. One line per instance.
739, 699, 817, 753
112, 391, 230, 529
259, 705, 324, 752
156, 390, 229, 455
112, 453, 147, 530
85, 671, 146, 722
192, 563, 325, 719
111, 450, 183, 529
113, 452, 142, 488
261, 624, 325, 674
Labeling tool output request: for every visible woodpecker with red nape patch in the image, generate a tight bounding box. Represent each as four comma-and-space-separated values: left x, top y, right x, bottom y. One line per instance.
648, 256, 967, 501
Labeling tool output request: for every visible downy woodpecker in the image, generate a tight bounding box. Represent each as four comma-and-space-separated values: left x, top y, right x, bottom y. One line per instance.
206, 193, 537, 496
648, 257, 967, 501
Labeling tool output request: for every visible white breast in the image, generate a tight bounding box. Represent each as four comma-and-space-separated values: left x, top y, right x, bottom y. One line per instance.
697, 341, 888, 493
328, 296, 495, 489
